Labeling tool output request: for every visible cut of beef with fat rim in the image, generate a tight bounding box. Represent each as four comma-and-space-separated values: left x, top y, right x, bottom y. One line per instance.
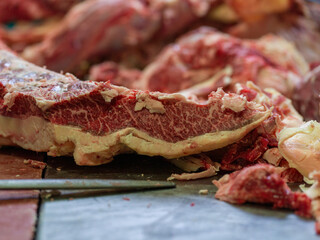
0, 50, 270, 165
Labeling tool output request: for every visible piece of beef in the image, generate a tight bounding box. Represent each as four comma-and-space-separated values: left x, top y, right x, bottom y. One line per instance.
228, 12, 320, 64
213, 164, 312, 218
22, 0, 216, 74
136, 27, 308, 98
175, 82, 304, 177
0, 49, 270, 165
22, 0, 159, 74
0, 0, 83, 23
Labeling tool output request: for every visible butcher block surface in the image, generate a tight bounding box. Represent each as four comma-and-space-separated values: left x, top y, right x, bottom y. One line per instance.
0, 147, 318, 240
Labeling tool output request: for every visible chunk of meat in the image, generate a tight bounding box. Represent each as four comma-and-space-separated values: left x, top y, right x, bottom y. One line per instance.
22, 0, 159, 74
213, 164, 312, 217
22, 0, 215, 74
229, 13, 320, 64
0, 49, 271, 166
136, 27, 308, 97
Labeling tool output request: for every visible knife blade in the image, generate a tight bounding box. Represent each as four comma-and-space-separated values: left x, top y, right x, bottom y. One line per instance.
0, 179, 175, 190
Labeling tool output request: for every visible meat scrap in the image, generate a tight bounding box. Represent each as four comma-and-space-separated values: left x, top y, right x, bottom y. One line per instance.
167, 154, 220, 181
213, 164, 312, 218
23, 159, 46, 169
0, 49, 271, 166
219, 129, 269, 171
203, 82, 303, 172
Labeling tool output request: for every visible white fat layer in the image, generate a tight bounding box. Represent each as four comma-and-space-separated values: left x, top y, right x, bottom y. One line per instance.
221, 94, 247, 112
134, 92, 165, 114
278, 121, 320, 178
0, 110, 269, 166
167, 164, 220, 181
100, 89, 118, 102
35, 99, 56, 111
3, 92, 19, 109
263, 148, 283, 166
3, 91, 57, 111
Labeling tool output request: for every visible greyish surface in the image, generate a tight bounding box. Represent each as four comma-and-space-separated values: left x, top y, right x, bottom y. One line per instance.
36, 155, 317, 240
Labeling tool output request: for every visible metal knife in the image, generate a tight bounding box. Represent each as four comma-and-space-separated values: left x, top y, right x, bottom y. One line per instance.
0, 179, 175, 190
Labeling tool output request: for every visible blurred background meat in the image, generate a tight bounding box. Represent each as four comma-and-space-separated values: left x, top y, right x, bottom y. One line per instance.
0, 18, 61, 52
89, 61, 141, 89
21, 0, 218, 75
93, 27, 307, 98
0, 0, 83, 23
226, 0, 320, 64
293, 65, 320, 121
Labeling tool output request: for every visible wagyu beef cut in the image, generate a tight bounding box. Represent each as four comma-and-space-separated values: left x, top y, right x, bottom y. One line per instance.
0, 49, 270, 165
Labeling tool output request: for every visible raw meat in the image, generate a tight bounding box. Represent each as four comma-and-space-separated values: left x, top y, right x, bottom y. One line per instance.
278, 121, 320, 178
293, 65, 320, 121
22, 0, 159, 73
0, 0, 82, 23
303, 171, 320, 234
213, 164, 312, 218
89, 61, 141, 89
228, 5, 320, 64
0, 18, 61, 53
218, 129, 269, 171
135, 27, 308, 97
204, 82, 303, 171
167, 154, 220, 180
225, 0, 291, 22
0, 49, 270, 165
22, 0, 215, 74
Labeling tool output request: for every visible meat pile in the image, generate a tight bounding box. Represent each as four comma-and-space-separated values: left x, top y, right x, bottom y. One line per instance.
1, 0, 320, 235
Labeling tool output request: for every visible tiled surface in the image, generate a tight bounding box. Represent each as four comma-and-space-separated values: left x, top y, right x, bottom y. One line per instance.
0, 148, 45, 240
